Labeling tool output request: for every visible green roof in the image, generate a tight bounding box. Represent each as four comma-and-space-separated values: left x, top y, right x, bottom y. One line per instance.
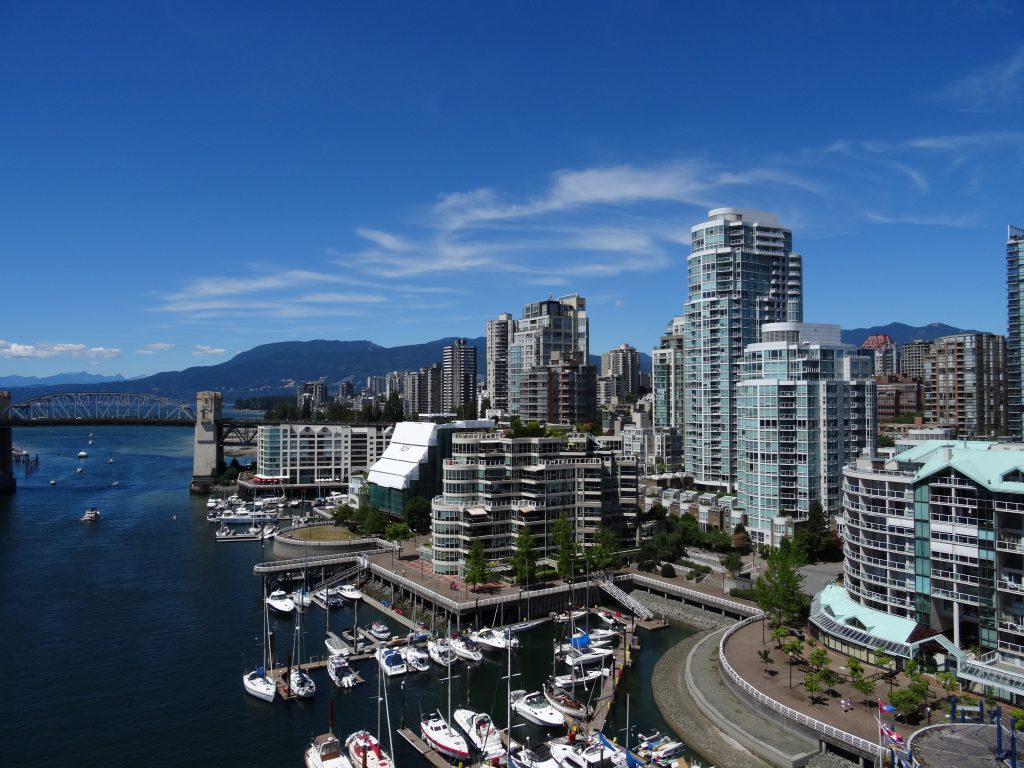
894, 440, 1024, 493
818, 584, 918, 644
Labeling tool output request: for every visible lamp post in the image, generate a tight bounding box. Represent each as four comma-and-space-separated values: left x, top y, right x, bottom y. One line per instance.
927, 705, 932, 725
789, 653, 795, 689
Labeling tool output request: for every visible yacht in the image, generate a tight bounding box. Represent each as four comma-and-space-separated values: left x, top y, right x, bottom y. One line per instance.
542, 681, 593, 720
345, 731, 391, 768
450, 635, 483, 662
470, 626, 520, 652
325, 635, 351, 657
305, 733, 354, 768
217, 508, 279, 525
553, 608, 588, 624
368, 621, 391, 641
327, 654, 359, 689
80, 507, 101, 522
510, 689, 565, 728
338, 584, 363, 601
549, 738, 627, 768
420, 711, 470, 761
453, 708, 505, 759
552, 667, 606, 689
650, 742, 687, 766
427, 637, 459, 667
266, 589, 296, 614
375, 646, 407, 677
292, 587, 313, 610
401, 644, 430, 673
508, 740, 560, 768
289, 666, 316, 698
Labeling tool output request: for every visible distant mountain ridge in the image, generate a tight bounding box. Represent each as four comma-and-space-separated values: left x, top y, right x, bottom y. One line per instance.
0, 371, 126, 388
841, 322, 985, 347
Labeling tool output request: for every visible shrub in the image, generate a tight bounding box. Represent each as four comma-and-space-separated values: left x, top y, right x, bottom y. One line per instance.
660, 563, 676, 578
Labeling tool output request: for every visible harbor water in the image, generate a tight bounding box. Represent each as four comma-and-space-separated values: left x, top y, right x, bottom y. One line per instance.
0, 426, 695, 766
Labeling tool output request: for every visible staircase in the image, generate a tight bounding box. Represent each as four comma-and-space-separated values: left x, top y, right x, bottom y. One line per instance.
598, 577, 654, 620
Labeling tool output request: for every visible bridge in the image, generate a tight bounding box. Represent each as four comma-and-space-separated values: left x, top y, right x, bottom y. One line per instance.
0, 390, 256, 494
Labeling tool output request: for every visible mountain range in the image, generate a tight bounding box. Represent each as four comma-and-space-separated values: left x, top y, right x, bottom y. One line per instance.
3, 322, 982, 404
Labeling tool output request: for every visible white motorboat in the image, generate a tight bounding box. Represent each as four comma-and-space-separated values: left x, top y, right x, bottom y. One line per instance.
553, 608, 588, 624
306, 732, 354, 768
338, 584, 363, 601
510, 689, 565, 728
543, 681, 593, 720
508, 740, 560, 768
292, 587, 313, 610
427, 637, 459, 667
77, 451, 88, 459
401, 644, 430, 673
267, 589, 296, 614
453, 708, 505, 759
583, 627, 620, 642
558, 640, 613, 656
290, 665, 316, 698
595, 610, 625, 627
327, 654, 359, 689
420, 711, 471, 761
207, 497, 218, 509
317, 588, 343, 608
217, 508, 279, 525
375, 646, 407, 677
507, 616, 552, 634
470, 627, 521, 652
451, 635, 483, 662
325, 635, 351, 657
368, 621, 391, 641
651, 741, 687, 766
345, 731, 391, 768
552, 667, 606, 689
549, 737, 627, 768
561, 646, 611, 667
80, 507, 101, 522
262, 523, 278, 540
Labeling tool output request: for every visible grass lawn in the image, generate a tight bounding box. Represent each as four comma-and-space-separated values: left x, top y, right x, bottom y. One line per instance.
287, 525, 360, 542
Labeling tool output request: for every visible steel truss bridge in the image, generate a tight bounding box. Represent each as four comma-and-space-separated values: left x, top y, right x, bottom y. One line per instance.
2, 392, 196, 426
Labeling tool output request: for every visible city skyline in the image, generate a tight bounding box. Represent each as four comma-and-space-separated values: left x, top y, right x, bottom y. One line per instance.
2, 2, 1022, 378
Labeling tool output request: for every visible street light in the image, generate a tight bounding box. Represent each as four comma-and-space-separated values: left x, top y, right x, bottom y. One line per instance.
789, 653, 795, 689
927, 705, 932, 725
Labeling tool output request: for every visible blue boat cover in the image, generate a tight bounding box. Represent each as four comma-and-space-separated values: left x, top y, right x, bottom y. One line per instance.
570, 633, 592, 649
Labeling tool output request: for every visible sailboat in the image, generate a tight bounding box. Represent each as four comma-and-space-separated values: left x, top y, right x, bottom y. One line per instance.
345, 653, 393, 768
427, 636, 459, 667
306, 700, 355, 768
289, 601, 316, 698
420, 634, 470, 761
243, 578, 277, 702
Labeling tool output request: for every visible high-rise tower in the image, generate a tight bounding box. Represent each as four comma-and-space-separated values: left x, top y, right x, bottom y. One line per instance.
486, 313, 515, 411
1008, 225, 1024, 439
683, 208, 803, 491
442, 338, 477, 414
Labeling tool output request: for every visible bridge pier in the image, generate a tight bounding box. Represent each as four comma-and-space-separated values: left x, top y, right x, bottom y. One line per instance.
0, 391, 15, 494
191, 391, 223, 490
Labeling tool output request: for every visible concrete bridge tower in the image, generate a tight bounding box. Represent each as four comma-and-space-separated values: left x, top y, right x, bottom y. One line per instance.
0, 391, 14, 494
192, 391, 223, 484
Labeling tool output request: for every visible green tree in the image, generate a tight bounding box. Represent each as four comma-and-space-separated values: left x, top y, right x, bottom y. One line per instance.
770, 625, 790, 649
403, 495, 432, 534
553, 514, 576, 581
757, 649, 775, 675
936, 671, 959, 695
889, 687, 923, 722
586, 525, 620, 571
382, 392, 404, 422
846, 657, 864, 680
511, 526, 538, 585
853, 673, 876, 706
362, 507, 389, 535
808, 647, 831, 673
384, 522, 413, 542
752, 537, 808, 626
796, 501, 829, 562
802, 671, 825, 704
464, 540, 491, 591
721, 552, 744, 576
781, 638, 805, 662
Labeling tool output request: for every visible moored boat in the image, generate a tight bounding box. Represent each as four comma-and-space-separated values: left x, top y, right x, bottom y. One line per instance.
375, 646, 406, 677
306, 732, 354, 768
552, 667, 606, 689
427, 637, 459, 667
368, 620, 391, 641
510, 689, 565, 728
289, 665, 316, 698
542, 681, 593, 720
470, 626, 521, 652
451, 635, 483, 662
509, 740, 560, 768
327, 654, 359, 689
453, 708, 505, 759
401, 644, 430, 673
267, 589, 296, 614
421, 711, 470, 760
80, 506, 101, 522
345, 731, 390, 768
338, 584, 363, 601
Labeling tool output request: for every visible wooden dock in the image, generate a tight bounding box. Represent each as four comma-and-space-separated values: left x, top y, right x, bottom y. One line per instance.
397, 727, 456, 768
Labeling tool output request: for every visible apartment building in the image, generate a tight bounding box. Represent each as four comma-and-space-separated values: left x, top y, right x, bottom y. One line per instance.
429, 430, 638, 576
652, 315, 685, 429
255, 423, 391, 489
924, 333, 1008, 438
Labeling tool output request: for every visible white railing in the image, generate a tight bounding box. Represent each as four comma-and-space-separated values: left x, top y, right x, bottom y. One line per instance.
719, 616, 880, 758
629, 573, 759, 617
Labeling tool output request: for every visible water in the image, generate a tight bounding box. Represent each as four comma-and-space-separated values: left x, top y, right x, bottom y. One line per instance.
0, 425, 694, 766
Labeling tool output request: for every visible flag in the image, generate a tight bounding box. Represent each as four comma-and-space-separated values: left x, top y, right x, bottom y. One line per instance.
880, 724, 904, 745
879, 700, 895, 713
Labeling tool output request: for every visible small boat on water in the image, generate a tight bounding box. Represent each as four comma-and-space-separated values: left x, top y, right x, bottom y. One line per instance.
453, 708, 505, 759
553, 608, 588, 624
107, 458, 114, 464
77, 451, 88, 459
368, 621, 391, 641
292, 587, 313, 610
327, 654, 359, 689
49, 479, 57, 486
508, 740, 559, 768
345, 731, 390, 768
266, 589, 296, 614
650, 741, 687, 766
401, 644, 430, 673
337, 584, 363, 601
306, 732, 353, 768
262, 523, 278, 540
290, 665, 316, 699
511, 689, 565, 728
243, 582, 277, 703
375, 646, 407, 677
549, 737, 628, 768
421, 711, 470, 761
596, 610, 625, 627
543, 681, 593, 720
552, 667, 606, 689
427, 637, 459, 667
450, 635, 483, 662
316, 588, 343, 608
470, 626, 520, 652
75, 467, 83, 474
80, 507, 101, 522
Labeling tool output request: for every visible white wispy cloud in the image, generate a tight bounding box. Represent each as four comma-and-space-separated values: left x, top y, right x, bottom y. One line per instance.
135, 342, 174, 355
864, 211, 977, 228
193, 345, 226, 356
934, 46, 1024, 111
0, 340, 121, 359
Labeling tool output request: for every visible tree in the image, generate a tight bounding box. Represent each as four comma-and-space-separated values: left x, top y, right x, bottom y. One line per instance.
853, 673, 876, 706
464, 540, 491, 591
362, 508, 389, 535
553, 514, 576, 581
757, 649, 775, 675
802, 671, 825, 704
511, 526, 538, 585
770, 625, 790, 649
781, 638, 805, 662
586, 525, 620, 571
889, 687, 923, 722
382, 392, 404, 422
721, 552, 744, 576
384, 522, 413, 542
936, 671, 959, 695
752, 538, 808, 627
846, 657, 864, 680
403, 495, 432, 534
796, 501, 829, 562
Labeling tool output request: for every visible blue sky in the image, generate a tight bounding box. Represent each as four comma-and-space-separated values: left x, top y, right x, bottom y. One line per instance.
1, 1, 1022, 378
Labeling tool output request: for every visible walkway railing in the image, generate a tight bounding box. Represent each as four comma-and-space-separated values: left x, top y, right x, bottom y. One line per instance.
629, 573, 760, 617
719, 615, 880, 759
599, 577, 654, 619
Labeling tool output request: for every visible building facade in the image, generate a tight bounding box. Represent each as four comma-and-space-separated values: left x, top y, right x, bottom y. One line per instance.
735, 323, 875, 545
429, 430, 638, 576
816, 441, 1024, 699
899, 339, 932, 382
1008, 225, 1024, 440
924, 333, 1008, 438
652, 315, 685, 429
684, 208, 803, 492
875, 374, 922, 422
599, 343, 642, 406
859, 334, 899, 376
486, 312, 516, 412
442, 338, 477, 414
256, 423, 391, 489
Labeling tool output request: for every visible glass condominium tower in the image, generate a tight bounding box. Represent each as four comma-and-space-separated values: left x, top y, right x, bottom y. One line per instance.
1008, 225, 1024, 440
684, 208, 803, 491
